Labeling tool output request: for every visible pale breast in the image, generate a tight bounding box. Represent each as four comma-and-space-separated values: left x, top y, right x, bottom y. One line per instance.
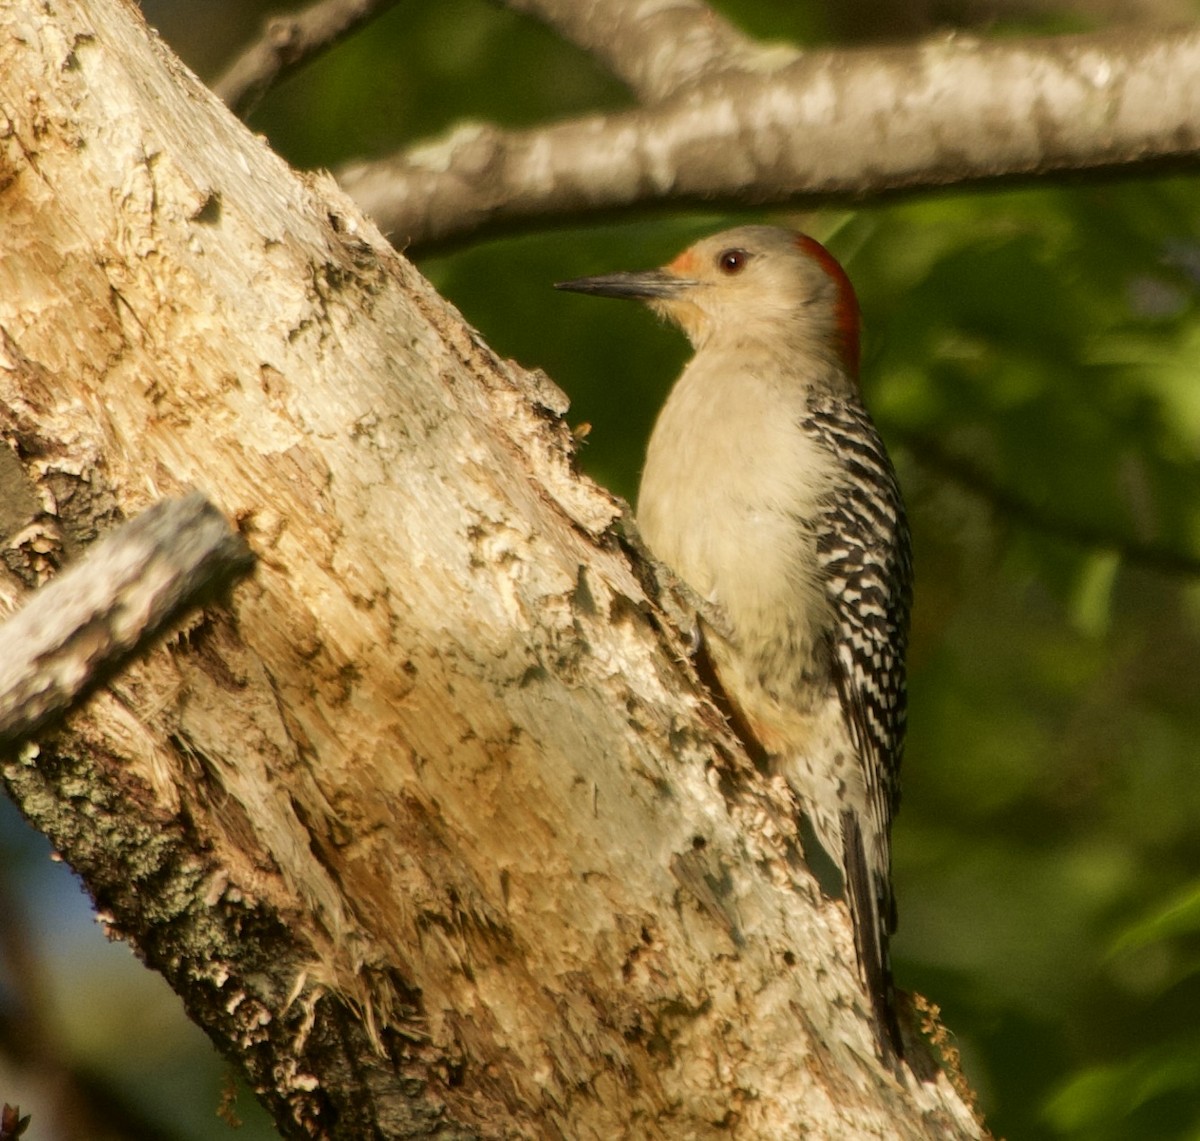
636, 355, 835, 690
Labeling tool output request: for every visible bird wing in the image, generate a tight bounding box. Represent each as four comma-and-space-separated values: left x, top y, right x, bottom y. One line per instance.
804, 394, 912, 1061
805, 395, 912, 846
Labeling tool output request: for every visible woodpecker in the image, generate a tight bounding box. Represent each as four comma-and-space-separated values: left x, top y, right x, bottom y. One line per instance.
556, 226, 912, 1059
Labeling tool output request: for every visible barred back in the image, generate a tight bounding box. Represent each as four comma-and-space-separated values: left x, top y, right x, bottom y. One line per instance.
802, 393, 912, 830
801, 391, 912, 1060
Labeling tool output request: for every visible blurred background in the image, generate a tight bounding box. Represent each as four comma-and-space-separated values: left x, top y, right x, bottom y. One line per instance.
4, 0, 1200, 1137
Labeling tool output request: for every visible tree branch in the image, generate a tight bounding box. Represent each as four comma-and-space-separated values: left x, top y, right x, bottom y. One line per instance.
340, 25, 1200, 249
0, 1, 985, 1134
0, 493, 254, 750
212, 0, 404, 116
499, 0, 795, 101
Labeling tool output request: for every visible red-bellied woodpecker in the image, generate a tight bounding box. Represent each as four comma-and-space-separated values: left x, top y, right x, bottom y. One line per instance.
556, 226, 912, 1060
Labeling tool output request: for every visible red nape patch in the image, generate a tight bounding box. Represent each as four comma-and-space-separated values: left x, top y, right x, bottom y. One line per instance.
667, 249, 698, 276
793, 234, 861, 378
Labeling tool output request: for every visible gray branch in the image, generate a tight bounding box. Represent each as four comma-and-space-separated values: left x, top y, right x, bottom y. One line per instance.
339, 25, 1200, 249
213, 0, 405, 117
0, 493, 255, 750
499, 0, 796, 101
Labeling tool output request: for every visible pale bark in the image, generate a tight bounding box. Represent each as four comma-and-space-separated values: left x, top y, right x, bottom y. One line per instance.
0, 1, 983, 1138
0, 493, 253, 748
340, 23, 1200, 249
497, 0, 794, 102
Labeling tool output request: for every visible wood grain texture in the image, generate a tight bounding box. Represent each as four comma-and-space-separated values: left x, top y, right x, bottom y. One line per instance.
0, 2, 983, 1136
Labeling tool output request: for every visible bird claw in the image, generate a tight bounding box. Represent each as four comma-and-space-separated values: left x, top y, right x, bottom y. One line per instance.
679, 582, 733, 648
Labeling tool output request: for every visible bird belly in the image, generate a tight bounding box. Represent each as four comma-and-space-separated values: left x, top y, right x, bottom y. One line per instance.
636, 365, 860, 870
637, 370, 835, 707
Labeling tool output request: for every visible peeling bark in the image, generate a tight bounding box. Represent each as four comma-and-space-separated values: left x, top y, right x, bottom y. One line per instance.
0, 1, 984, 1137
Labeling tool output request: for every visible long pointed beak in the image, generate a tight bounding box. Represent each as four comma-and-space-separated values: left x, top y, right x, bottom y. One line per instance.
554, 269, 695, 300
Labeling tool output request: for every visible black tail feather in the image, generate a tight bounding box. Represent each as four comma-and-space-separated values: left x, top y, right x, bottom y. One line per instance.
842, 812, 903, 1062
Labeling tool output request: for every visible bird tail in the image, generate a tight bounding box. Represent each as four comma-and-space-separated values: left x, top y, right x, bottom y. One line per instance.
842, 811, 903, 1062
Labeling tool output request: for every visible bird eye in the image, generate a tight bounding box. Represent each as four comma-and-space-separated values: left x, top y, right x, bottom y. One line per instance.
717, 248, 749, 275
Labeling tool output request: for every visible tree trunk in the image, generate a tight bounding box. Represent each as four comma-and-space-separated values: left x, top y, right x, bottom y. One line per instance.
0, 1, 983, 1137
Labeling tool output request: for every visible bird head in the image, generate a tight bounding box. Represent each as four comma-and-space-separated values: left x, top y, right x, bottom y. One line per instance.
556, 225, 860, 379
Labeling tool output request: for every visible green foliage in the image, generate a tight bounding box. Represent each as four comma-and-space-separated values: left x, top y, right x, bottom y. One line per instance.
248, 0, 630, 169
850, 181, 1200, 1141
1046, 1038, 1200, 1139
